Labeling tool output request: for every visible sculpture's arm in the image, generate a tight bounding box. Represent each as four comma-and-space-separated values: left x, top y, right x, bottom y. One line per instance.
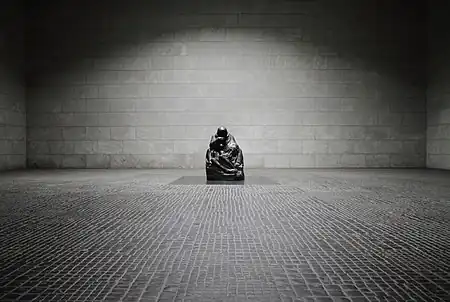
211, 157, 237, 174
234, 148, 244, 169
205, 149, 212, 165
206, 136, 220, 164
209, 135, 215, 148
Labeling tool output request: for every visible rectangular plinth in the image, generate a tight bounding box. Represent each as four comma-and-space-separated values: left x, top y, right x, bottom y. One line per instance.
170, 176, 278, 185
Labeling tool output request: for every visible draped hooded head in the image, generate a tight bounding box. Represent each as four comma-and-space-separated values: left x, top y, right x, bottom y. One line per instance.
216, 126, 228, 140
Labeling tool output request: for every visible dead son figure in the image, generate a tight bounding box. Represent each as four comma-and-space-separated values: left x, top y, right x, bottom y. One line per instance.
205, 127, 245, 181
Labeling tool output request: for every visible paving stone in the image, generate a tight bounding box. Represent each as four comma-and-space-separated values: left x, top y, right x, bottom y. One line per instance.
0, 169, 449, 301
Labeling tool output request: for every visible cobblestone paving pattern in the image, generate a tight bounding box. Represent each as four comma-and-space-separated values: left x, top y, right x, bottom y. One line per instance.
0, 169, 449, 301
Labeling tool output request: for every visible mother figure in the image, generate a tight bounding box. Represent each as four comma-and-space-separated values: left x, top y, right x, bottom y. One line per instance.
205, 126, 245, 181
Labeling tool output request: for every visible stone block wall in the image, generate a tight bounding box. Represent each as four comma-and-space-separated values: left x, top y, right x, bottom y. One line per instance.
26, 0, 426, 168
0, 1, 26, 170
427, 1, 450, 169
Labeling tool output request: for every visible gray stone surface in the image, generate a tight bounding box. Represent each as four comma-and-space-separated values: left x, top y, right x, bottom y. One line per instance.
0, 1, 26, 171
0, 169, 449, 301
25, 0, 426, 168
427, 1, 450, 170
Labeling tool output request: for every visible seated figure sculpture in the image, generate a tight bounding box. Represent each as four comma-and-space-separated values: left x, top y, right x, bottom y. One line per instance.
205, 127, 245, 181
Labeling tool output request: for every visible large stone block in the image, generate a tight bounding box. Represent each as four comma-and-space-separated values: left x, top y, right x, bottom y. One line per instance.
109, 100, 137, 112
229, 126, 265, 140
0, 141, 13, 155
378, 113, 404, 126
249, 111, 297, 126
110, 154, 140, 168
242, 155, 264, 168
363, 127, 391, 140
27, 95, 60, 114
390, 154, 425, 167
99, 85, 148, 99
62, 100, 87, 113
161, 112, 220, 126
62, 155, 86, 168
48, 141, 75, 155
323, 127, 369, 140
401, 141, 425, 155
54, 113, 98, 127
98, 113, 138, 127
327, 140, 354, 154
62, 127, 87, 140
264, 154, 290, 168
174, 14, 239, 28
86, 127, 111, 140
86, 100, 110, 112
5, 126, 26, 140
148, 56, 175, 70
135, 112, 168, 126
302, 140, 328, 154
27, 141, 49, 155
73, 141, 98, 155
228, 27, 306, 42
263, 126, 315, 139
122, 140, 174, 154
183, 126, 216, 140
376, 141, 404, 154
0, 156, 5, 170
353, 141, 379, 154
238, 140, 278, 154
87, 71, 147, 85
136, 127, 162, 139
2, 111, 25, 126
339, 154, 366, 167
389, 97, 426, 113
427, 140, 450, 155
289, 154, 316, 168
427, 155, 450, 169
315, 154, 341, 168
266, 55, 315, 70
238, 14, 307, 28
427, 125, 450, 140
87, 71, 118, 85
125, 154, 196, 169
277, 140, 303, 154
5, 155, 26, 169
314, 97, 345, 112
97, 141, 123, 154
198, 28, 227, 42
111, 127, 136, 140
12, 142, 26, 155
365, 155, 390, 167
173, 141, 203, 154
94, 57, 149, 71
28, 155, 63, 168
263, 97, 317, 111
86, 154, 111, 168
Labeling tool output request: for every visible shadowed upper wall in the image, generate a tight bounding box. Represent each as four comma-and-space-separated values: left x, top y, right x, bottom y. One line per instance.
427, 0, 450, 170
0, 1, 26, 171
26, 0, 426, 169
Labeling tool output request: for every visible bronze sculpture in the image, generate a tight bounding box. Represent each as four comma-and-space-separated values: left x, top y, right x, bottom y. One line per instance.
205, 127, 245, 181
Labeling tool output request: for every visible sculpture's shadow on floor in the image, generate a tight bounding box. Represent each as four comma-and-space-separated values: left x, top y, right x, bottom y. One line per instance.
170, 176, 278, 185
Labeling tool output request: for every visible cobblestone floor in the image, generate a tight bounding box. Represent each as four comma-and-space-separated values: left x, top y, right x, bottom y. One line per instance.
0, 169, 449, 302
